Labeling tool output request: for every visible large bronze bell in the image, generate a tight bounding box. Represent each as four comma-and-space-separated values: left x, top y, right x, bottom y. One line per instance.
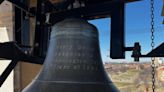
22, 18, 119, 92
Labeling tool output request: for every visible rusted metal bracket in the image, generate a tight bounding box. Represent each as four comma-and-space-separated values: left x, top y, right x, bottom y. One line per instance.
131, 42, 164, 61
140, 43, 164, 57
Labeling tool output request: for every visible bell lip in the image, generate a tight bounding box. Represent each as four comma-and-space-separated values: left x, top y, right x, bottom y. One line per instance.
23, 80, 119, 92
29, 79, 113, 85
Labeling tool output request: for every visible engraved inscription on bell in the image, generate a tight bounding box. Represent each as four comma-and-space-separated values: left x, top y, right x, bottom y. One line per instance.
22, 18, 119, 92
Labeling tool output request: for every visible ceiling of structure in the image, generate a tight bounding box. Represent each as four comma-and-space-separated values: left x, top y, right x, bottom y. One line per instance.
0, 0, 140, 29
30, 0, 140, 7
49, 0, 65, 4
48, 0, 139, 4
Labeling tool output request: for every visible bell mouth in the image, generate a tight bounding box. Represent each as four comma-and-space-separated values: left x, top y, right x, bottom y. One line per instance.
23, 79, 119, 92
31, 79, 114, 85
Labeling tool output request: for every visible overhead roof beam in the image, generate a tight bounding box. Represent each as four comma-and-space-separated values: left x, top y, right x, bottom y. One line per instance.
49, 0, 132, 24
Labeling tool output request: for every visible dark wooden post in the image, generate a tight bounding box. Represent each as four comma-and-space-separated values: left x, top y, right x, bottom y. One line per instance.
110, 1, 125, 59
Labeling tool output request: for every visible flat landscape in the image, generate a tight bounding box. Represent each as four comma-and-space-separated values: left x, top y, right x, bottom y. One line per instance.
105, 63, 164, 92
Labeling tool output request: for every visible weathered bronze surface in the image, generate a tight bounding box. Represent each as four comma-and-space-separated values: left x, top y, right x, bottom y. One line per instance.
22, 18, 119, 92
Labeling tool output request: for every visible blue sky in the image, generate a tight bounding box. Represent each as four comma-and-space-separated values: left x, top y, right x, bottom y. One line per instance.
89, 0, 164, 62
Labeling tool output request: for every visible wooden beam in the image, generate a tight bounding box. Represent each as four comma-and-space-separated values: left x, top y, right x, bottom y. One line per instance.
110, 0, 125, 59
49, 0, 141, 24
